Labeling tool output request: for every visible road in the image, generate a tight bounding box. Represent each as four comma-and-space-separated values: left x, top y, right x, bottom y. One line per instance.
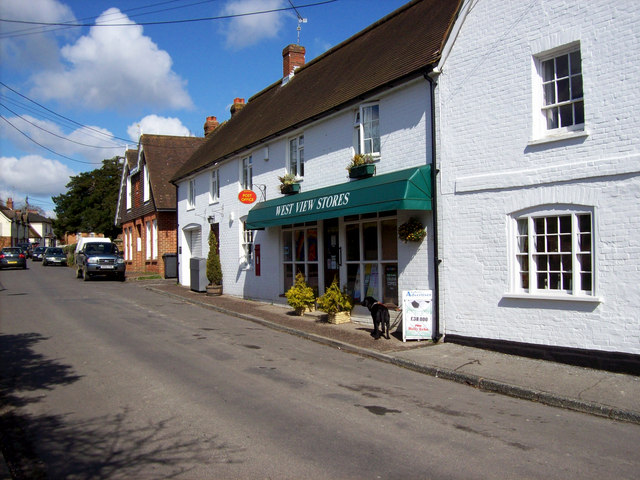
1, 263, 639, 479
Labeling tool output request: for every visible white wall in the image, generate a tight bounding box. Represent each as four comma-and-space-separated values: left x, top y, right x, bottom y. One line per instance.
437, 0, 640, 353
178, 78, 435, 302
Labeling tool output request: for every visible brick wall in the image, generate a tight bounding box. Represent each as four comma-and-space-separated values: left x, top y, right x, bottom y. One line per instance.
122, 212, 177, 277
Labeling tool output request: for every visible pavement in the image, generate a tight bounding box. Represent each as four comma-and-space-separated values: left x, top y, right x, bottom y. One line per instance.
143, 279, 640, 425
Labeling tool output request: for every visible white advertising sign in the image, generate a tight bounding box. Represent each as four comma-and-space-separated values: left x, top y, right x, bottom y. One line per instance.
402, 290, 433, 342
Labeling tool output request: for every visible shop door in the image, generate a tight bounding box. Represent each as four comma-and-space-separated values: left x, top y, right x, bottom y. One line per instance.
323, 218, 340, 289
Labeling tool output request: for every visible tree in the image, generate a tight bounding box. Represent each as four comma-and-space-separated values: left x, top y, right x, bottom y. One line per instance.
206, 228, 222, 286
52, 157, 121, 239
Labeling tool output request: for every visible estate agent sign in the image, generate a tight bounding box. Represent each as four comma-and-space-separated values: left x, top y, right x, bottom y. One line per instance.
402, 290, 433, 342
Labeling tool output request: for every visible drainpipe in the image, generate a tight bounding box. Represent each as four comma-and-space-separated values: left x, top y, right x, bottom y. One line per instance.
424, 70, 443, 342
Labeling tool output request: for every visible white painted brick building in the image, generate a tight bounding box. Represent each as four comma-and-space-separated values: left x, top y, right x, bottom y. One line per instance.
435, 0, 640, 365
173, 1, 458, 325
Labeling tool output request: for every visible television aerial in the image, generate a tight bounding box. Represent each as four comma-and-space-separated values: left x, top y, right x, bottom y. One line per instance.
288, 1, 307, 45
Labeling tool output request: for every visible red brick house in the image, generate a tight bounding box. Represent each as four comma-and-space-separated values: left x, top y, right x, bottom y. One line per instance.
115, 134, 205, 277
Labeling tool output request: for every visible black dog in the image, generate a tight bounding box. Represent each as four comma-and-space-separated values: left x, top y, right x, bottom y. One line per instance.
361, 296, 390, 340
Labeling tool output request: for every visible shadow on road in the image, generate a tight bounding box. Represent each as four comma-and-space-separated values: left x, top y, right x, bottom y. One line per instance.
0, 333, 240, 479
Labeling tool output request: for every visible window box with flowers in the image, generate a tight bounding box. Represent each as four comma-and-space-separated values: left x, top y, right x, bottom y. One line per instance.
347, 154, 376, 179
398, 217, 426, 243
279, 173, 301, 195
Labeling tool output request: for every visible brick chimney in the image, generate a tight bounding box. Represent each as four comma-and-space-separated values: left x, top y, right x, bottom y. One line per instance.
230, 98, 245, 117
6, 197, 13, 210
203, 116, 219, 136
282, 44, 305, 78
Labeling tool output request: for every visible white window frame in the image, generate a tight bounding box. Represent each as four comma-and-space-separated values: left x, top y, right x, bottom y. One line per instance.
209, 169, 220, 203
187, 179, 196, 210
127, 227, 133, 261
241, 155, 253, 190
126, 176, 132, 210
152, 219, 158, 259
145, 221, 152, 260
241, 221, 255, 268
288, 134, 304, 177
532, 43, 585, 142
508, 206, 596, 300
354, 103, 380, 157
143, 164, 150, 203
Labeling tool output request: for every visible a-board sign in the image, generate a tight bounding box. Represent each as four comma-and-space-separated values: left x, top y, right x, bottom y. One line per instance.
239, 190, 257, 204
402, 290, 433, 342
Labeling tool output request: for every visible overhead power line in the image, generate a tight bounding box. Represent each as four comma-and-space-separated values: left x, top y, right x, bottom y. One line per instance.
0, 114, 103, 165
0, 102, 122, 149
0, 0, 336, 29
0, 0, 220, 39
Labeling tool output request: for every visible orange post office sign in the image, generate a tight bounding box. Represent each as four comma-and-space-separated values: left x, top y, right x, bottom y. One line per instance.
238, 190, 257, 204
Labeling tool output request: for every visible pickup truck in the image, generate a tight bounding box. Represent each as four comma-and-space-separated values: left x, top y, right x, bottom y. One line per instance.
75, 241, 126, 281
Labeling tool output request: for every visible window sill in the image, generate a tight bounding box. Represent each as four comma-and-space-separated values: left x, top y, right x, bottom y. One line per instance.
186, 206, 195, 211
528, 129, 588, 146
503, 292, 602, 303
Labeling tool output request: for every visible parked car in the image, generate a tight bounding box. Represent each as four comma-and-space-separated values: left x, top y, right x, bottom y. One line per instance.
32, 246, 46, 261
42, 247, 67, 266
17, 243, 32, 258
0, 247, 27, 269
75, 241, 125, 281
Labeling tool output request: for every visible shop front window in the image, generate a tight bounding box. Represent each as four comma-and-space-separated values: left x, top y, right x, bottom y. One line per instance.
282, 224, 318, 294
345, 212, 397, 305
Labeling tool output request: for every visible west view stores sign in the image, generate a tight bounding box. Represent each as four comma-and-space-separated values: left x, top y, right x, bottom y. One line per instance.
245, 166, 433, 229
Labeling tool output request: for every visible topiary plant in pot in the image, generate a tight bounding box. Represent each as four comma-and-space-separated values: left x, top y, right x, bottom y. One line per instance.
285, 272, 316, 316
206, 229, 223, 295
316, 277, 353, 324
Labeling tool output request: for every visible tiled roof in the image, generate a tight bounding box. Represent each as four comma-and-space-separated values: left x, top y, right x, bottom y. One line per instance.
172, 0, 461, 182
117, 135, 205, 225
141, 134, 205, 210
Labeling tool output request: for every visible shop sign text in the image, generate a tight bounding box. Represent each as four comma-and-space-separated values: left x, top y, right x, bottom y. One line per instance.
275, 192, 351, 217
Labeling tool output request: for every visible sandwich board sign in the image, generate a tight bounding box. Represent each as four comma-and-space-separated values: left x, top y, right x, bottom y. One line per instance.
402, 290, 433, 342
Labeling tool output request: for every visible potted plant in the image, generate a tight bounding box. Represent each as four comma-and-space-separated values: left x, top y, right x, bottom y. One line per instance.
347, 153, 375, 179
278, 173, 300, 194
398, 217, 426, 243
285, 272, 316, 316
206, 229, 223, 295
316, 277, 353, 324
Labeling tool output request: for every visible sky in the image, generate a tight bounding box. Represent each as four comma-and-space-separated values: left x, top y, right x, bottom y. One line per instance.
0, 0, 409, 217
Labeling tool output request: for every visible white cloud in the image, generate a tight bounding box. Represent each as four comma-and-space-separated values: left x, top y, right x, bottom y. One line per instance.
127, 115, 193, 141
29, 8, 193, 111
0, 0, 77, 72
0, 155, 76, 198
0, 115, 123, 163
220, 0, 288, 49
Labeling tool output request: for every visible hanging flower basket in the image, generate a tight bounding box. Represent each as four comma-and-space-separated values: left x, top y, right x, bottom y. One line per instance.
398, 218, 426, 243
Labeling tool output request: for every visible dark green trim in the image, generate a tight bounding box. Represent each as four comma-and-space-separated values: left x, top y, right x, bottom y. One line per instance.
246, 165, 432, 229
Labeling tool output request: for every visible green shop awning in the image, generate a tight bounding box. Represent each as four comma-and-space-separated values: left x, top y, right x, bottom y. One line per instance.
245, 165, 432, 229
